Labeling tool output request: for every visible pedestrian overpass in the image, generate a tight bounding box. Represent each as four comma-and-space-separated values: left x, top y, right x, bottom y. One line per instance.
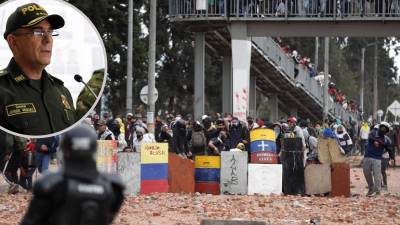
168, 0, 399, 122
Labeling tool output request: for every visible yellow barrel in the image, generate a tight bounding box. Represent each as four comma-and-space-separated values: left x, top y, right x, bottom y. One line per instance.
250, 128, 276, 142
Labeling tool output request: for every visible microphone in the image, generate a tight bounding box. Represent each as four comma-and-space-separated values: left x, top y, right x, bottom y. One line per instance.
74, 74, 98, 99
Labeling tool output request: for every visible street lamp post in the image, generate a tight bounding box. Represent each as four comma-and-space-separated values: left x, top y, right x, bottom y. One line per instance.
323, 37, 329, 121
373, 39, 378, 121
360, 40, 379, 121
126, 0, 133, 115
360, 47, 365, 117
147, 0, 157, 133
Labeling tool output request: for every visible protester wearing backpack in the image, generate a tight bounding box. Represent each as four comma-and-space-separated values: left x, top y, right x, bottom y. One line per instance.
190, 121, 207, 156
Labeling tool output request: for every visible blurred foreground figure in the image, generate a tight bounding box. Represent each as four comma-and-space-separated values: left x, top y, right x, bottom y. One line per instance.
20, 124, 125, 225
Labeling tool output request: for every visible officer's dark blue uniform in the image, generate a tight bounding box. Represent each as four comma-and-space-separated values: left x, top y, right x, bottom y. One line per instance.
20, 124, 125, 225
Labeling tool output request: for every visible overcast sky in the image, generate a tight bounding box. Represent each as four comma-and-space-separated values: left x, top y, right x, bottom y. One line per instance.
0, 0, 107, 108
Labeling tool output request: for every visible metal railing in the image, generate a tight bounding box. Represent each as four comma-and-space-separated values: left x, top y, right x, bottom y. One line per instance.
169, 0, 400, 19
252, 37, 357, 120
169, 0, 227, 17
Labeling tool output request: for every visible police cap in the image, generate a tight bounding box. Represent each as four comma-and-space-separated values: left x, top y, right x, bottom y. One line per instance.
4, 3, 65, 39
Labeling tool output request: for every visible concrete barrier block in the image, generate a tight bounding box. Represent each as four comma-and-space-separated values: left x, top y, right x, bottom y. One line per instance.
304, 163, 331, 195
117, 152, 140, 196
248, 164, 282, 195
168, 153, 195, 193
221, 151, 248, 195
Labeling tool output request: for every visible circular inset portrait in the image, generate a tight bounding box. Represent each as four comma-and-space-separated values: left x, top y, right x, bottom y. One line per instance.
0, 0, 107, 137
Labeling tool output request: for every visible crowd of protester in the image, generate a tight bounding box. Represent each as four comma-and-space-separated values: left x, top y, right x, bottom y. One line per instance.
1, 108, 399, 196
89, 110, 399, 197
84, 111, 398, 160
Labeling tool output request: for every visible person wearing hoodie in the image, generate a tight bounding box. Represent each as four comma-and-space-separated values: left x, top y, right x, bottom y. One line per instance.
156, 124, 173, 151
286, 116, 306, 150
190, 121, 207, 156
363, 122, 394, 196
335, 125, 353, 156
172, 118, 188, 158
202, 115, 219, 143
208, 130, 229, 155
228, 117, 248, 150
132, 126, 155, 153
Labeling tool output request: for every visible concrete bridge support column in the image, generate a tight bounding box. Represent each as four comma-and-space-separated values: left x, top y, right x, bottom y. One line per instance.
269, 94, 279, 123
249, 75, 257, 118
230, 23, 251, 121
222, 55, 232, 114
194, 32, 205, 120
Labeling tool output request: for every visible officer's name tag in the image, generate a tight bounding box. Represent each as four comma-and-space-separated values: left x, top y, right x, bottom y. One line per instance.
6, 103, 36, 116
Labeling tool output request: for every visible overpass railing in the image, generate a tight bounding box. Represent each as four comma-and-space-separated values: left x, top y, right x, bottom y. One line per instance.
252, 37, 357, 120
169, 0, 400, 19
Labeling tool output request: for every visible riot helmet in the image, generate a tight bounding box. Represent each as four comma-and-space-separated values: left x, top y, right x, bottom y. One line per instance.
61, 124, 97, 161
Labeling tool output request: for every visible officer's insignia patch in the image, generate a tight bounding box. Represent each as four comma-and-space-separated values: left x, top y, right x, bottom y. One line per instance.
6, 103, 36, 117
14, 74, 25, 82
0, 69, 7, 77
61, 95, 72, 110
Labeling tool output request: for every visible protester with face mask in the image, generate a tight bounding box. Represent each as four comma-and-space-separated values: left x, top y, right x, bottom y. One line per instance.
247, 116, 259, 131
208, 130, 229, 155
335, 125, 353, 155
132, 128, 144, 153
286, 116, 306, 150
228, 117, 248, 150
172, 118, 189, 158
215, 118, 228, 133
156, 124, 173, 151
202, 115, 219, 144
363, 122, 394, 196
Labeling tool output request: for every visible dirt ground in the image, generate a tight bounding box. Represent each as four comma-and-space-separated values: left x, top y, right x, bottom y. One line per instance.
1, 156, 400, 225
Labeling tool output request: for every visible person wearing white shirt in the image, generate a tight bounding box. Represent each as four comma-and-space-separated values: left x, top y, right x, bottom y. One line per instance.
132, 127, 155, 152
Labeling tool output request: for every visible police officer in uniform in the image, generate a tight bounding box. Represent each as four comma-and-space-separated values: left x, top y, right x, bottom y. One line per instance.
0, 3, 76, 135
20, 124, 125, 225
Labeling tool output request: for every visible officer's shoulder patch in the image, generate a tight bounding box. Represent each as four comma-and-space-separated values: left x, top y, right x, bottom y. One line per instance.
0, 69, 9, 77
48, 74, 64, 85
